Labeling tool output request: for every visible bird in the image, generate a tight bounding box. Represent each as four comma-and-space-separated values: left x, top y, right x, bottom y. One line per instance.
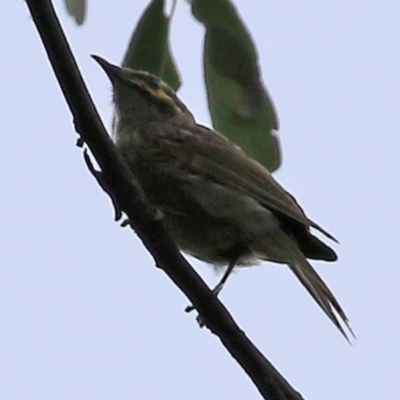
92, 55, 353, 340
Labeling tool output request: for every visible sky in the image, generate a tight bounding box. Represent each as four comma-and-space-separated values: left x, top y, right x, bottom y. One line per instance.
1, 1, 400, 399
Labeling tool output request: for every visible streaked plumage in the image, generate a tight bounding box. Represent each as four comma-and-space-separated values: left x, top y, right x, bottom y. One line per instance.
93, 55, 353, 340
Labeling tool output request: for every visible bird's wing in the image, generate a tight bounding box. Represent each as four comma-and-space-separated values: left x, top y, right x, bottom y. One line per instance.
162, 124, 336, 241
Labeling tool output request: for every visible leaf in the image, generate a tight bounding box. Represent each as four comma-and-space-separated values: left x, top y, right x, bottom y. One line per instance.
64, 0, 86, 25
191, 0, 281, 171
122, 0, 181, 90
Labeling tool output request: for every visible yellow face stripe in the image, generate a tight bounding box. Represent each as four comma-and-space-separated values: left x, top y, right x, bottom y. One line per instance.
148, 87, 174, 103
132, 76, 183, 113
144, 86, 183, 113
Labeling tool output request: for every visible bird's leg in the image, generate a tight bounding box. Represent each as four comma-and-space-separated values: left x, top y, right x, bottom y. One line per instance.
212, 257, 238, 296
185, 256, 239, 314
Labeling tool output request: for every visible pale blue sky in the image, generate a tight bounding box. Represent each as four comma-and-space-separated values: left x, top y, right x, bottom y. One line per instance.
1, 1, 400, 399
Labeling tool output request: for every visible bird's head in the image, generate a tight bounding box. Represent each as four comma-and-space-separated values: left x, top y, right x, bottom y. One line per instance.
92, 55, 193, 123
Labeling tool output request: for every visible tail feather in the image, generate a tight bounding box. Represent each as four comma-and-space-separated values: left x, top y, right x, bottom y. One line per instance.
257, 225, 354, 340
289, 259, 355, 341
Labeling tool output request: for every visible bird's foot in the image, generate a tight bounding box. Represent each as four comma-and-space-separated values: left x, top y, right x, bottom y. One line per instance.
184, 283, 225, 327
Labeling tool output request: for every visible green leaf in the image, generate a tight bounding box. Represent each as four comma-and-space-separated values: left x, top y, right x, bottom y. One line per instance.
191, 0, 281, 171
64, 0, 86, 25
122, 0, 181, 91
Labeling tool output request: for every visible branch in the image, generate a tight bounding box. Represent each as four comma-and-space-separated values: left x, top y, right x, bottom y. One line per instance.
25, 1, 305, 399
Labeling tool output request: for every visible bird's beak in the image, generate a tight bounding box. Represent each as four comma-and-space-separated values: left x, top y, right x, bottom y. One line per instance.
91, 55, 122, 82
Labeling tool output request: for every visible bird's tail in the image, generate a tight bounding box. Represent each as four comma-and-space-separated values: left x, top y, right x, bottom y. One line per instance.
261, 229, 354, 341
288, 257, 354, 341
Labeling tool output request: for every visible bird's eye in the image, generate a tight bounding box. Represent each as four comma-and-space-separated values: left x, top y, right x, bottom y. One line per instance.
147, 78, 160, 91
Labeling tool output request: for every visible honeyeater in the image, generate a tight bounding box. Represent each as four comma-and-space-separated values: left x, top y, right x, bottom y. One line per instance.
93, 55, 353, 340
